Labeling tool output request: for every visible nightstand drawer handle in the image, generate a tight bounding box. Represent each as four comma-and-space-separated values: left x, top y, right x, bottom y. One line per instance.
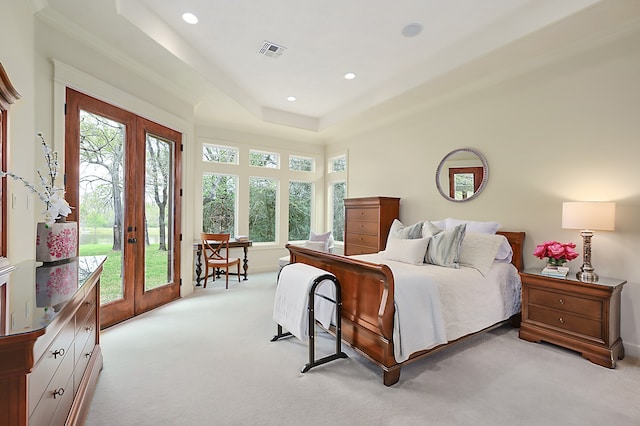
559, 299, 565, 304
559, 317, 564, 324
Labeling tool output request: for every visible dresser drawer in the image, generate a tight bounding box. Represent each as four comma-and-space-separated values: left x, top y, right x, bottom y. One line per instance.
345, 244, 378, 256
28, 318, 75, 415
74, 306, 96, 365
346, 208, 378, 222
348, 220, 379, 235
345, 233, 378, 250
528, 305, 602, 340
74, 289, 97, 336
74, 332, 97, 395
29, 345, 74, 426
528, 288, 602, 319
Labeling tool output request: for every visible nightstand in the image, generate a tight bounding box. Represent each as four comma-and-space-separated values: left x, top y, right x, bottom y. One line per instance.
519, 269, 625, 368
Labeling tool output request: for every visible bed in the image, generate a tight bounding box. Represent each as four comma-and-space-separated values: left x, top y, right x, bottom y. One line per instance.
286, 224, 525, 386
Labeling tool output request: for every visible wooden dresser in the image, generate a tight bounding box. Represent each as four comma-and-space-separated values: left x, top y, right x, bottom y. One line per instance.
519, 269, 625, 368
344, 197, 400, 256
0, 256, 105, 425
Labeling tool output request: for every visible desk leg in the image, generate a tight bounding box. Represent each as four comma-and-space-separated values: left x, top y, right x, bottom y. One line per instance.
195, 246, 203, 286
242, 246, 249, 280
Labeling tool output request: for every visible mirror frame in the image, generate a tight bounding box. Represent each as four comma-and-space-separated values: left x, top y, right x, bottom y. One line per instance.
435, 147, 488, 203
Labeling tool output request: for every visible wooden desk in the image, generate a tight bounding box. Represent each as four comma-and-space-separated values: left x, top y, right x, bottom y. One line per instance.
193, 239, 253, 286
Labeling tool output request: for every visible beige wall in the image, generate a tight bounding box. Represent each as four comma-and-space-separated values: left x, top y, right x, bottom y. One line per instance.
1, 1, 36, 263
327, 29, 640, 357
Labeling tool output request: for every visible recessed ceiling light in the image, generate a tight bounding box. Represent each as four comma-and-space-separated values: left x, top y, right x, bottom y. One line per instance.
182, 12, 198, 24
401, 23, 422, 37
286, 96, 296, 102
344, 72, 356, 80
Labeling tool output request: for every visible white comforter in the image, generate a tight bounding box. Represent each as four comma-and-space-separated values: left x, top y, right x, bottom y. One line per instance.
352, 254, 521, 362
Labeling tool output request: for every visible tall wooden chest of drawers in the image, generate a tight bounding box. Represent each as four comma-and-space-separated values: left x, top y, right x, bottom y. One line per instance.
344, 197, 400, 256
0, 256, 105, 426
519, 269, 625, 368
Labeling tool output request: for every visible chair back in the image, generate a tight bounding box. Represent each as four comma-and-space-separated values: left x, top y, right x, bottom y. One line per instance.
201, 233, 231, 261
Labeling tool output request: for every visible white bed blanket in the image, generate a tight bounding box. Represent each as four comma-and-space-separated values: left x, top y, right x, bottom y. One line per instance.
273, 263, 336, 341
353, 254, 521, 362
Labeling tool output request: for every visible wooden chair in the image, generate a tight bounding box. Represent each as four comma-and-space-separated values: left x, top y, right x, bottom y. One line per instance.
201, 233, 241, 289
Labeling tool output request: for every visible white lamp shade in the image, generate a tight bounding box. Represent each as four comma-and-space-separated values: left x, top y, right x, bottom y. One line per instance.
562, 201, 616, 231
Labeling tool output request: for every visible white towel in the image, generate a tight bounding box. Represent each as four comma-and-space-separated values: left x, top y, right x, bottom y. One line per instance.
273, 263, 336, 341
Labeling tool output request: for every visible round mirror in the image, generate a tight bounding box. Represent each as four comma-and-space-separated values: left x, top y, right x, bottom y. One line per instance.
435, 148, 488, 202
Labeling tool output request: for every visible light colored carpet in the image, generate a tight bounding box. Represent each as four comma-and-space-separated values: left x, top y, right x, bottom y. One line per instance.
85, 272, 640, 426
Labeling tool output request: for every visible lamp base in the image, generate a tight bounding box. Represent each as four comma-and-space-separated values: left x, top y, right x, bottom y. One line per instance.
577, 270, 599, 282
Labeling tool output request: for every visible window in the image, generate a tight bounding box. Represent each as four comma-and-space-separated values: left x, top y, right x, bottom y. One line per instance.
289, 155, 314, 172
289, 181, 312, 241
329, 155, 346, 173
249, 177, 278, 242
202, 144, 238, 164
250, 150, 279, 168
202, 174, 237, 236
330, 181, 346, 242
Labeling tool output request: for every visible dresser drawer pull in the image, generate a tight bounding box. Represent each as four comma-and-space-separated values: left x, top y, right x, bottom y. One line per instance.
53, 388, 65, 399
85, 325, 94, 332
52, 348, 65, 359
559, 317, 564, 324
85, 351, 93, 359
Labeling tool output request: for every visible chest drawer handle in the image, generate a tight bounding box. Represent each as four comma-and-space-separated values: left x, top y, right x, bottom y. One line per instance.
559, 317, 564, 324
559, 299, 565, 304
85, 325, 95, 333
52, 348, 65, 359
53, 388, 65, 399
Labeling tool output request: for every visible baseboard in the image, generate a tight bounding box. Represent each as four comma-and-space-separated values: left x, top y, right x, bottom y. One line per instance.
624, 340, 640, 361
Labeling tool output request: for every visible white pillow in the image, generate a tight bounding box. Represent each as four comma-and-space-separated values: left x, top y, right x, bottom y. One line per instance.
445, 218, 500, 235
459, 233, 505, 276
309, 231, 332, 252
495, 236, 513, 263
382, 237, 430, 265
303, 240, 327, 252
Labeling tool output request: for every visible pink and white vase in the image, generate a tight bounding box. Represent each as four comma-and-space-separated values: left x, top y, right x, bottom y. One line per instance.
36, 221, 78, 263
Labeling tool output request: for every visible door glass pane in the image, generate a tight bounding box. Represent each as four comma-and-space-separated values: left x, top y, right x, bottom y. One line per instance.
454, 173, 474, 200
78, 110, 125, 305
145, 134, 174, 291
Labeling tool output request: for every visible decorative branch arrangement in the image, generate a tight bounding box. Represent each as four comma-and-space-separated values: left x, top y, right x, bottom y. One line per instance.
1, 133, 71, 225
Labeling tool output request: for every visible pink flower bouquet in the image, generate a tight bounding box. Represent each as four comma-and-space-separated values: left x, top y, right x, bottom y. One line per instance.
533, 240, 579, 267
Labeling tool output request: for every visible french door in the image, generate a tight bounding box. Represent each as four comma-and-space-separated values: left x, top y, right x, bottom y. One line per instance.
65, 88, 182, 328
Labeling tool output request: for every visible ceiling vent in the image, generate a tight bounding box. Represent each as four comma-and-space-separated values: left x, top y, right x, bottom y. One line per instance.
258, 41, 286, 58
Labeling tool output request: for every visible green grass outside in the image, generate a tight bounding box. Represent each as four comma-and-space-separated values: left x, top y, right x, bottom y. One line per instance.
80, 241, 172, 305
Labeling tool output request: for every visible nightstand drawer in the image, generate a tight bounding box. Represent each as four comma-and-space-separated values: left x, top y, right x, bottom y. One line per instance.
529, 288, 602, 319
528, 305, 602, 339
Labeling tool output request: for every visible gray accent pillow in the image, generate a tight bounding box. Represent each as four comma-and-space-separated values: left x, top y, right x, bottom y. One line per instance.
426, 223, 467, 268
388, 219, 423, 239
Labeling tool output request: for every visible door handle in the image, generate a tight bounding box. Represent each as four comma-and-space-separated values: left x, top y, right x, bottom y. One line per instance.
128, 238, 137, 244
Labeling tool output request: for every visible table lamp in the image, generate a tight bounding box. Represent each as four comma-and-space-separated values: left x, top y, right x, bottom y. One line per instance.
562, 201, 615, 282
